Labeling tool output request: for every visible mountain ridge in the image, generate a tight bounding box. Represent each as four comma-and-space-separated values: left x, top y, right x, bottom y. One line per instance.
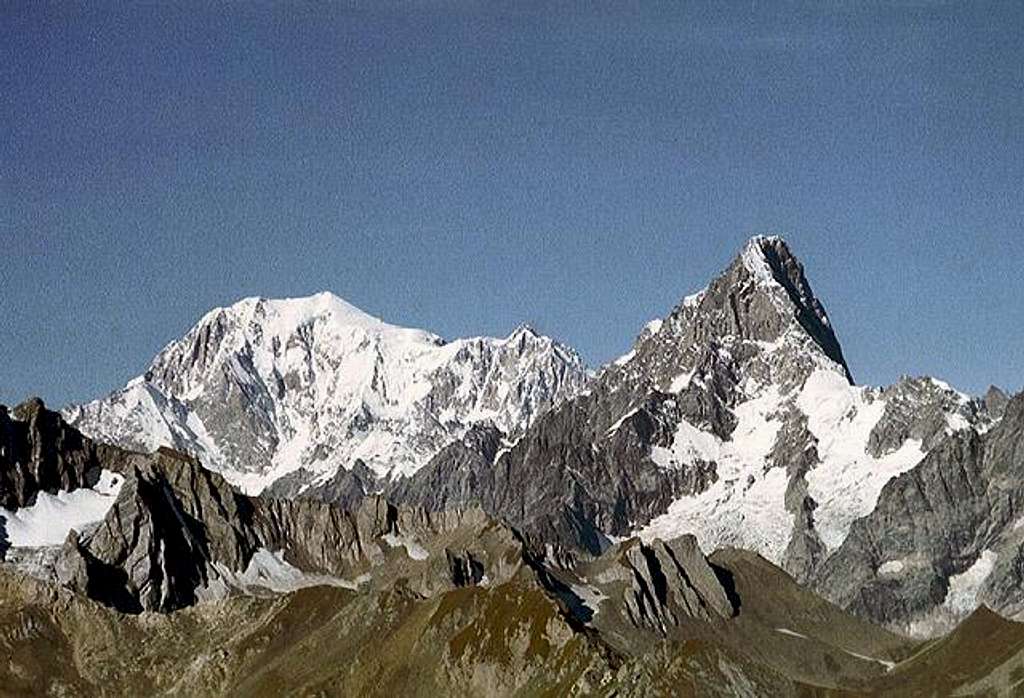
64, 292, 590, 494
3, 234, 1024, 694
57, 235, 1011, 638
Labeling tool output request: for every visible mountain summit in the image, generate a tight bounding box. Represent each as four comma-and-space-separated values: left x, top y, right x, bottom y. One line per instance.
603, 235, 851, 403
738, 235, 851, 380
391, 237, 999, 585
64, 292, 588, 494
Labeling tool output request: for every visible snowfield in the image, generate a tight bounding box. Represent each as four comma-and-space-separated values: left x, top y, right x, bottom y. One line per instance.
0, 470, 123, 547
641, 386, 793, 563
798, 369, 926, 551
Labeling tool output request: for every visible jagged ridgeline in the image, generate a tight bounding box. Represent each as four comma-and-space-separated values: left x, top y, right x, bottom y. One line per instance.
1, 236, 1021, 696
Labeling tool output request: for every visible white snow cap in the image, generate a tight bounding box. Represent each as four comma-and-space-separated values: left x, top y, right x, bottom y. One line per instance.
67, 289, 589, 493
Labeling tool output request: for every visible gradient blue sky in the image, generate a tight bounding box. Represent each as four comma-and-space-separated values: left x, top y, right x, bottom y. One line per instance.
2, 1, 1022, 407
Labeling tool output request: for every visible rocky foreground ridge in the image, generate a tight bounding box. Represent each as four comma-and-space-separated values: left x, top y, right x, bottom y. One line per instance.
9, 399, 1024, 696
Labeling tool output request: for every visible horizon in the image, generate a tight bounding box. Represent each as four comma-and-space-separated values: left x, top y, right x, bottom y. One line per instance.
4, 2, 1023, 405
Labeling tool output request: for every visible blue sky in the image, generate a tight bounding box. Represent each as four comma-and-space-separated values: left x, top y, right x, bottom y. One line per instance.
2, 1, 1022, 406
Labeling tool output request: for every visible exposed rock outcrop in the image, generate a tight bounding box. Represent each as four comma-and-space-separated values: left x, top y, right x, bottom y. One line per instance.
814, 392, 1024, 635
0, 399, 106, 509
615, 536, 737, 632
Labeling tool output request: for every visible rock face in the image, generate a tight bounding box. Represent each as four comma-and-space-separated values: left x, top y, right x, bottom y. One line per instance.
56, 449, 529, 612
386, 424, 505, 513
0, 400, 524, 613
64, 293, 589, 494
866, 376, 987, 457
391, 392, 719, 557
613, 536, 737, 631
57, 447, 265, 613
0, 399, 105, 509
814, 392, 1024, 636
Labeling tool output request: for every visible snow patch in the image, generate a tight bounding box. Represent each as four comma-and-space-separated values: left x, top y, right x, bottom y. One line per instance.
493, 435, 523, 465
668, 369, 695, 394
842, 649, 895, 671
799, 370, 926, 551
606, 408, 640, 437
0, 471, 123, 548
639, 387, 792, 562
649, 420, 720, 467
878, 560, 905, 577
740, 236, 779, 286
777, 627, 894, 670
382, 533, 430, 560
943, 550, 997, 615
234, 548, 361, 593
683, 290, 705, 307
613, 349, 636, 367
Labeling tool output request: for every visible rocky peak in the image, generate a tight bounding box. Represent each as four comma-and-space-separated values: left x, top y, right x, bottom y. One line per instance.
604, 235, 851, 405
0, 399, 104, 510
507, 322, 539, 340
10, 397, 47, 422
738, 236, 850, 380
984, 385, 1010, 420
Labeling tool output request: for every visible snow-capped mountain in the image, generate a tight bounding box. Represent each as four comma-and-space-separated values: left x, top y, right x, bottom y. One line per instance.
64, 292, 589, 493
625, 237, 998, 573
393, 236, 1003, 597
11, 234, 1022, 646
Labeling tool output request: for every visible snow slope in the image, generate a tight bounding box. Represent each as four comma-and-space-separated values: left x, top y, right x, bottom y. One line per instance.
0, 470, 124, 547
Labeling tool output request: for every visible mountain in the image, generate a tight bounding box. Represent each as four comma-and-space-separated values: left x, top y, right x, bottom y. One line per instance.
391, 237, 1000, 586
52, 235, 1013, 637
64, 292, 589, 495
3, 224, 1024, 696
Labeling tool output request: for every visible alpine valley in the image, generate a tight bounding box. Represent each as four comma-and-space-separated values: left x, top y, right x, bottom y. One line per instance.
3, 236, 1023, 696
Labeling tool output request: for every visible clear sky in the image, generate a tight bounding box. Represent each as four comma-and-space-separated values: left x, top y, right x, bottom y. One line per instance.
2, 1, 1022, 407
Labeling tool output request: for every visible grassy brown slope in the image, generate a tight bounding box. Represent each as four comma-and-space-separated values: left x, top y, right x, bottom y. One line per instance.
225, 572, 614, 697
708, 547, 919, 693
0, 564, 844, 697
867, 606, 1024, 696
3, 556, 1021, 697
0, 568, 616, 697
